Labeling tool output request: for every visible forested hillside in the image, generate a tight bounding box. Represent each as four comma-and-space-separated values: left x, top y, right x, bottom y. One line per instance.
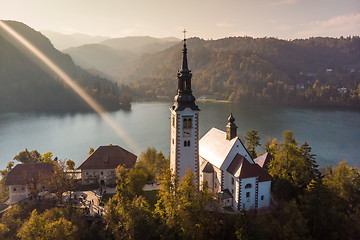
0, 21, 132, 112
116, 37, 360, 107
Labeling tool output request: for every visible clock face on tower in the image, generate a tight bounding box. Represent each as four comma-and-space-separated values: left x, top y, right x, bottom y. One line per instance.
183, 129, 191, 137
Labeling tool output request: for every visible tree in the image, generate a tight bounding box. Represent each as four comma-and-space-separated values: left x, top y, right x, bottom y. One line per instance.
43, 152, 53, 163
0, 161, 15, 202
128, 168, 148, 196
17, 209, 77, 240
155, 168, 220, 240
323, 160, 360, 213
137, 147, 169, 183
245, 130, 261, 159
89, 147, 94, 155
268, 130, 319, 199
105, 166, 157, 240
49, 162, 75, 203
66, 159, 75, 170
13, 149, 43, 163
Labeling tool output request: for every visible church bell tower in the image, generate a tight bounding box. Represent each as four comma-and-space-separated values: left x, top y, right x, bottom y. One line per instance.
170, 31, 200, 183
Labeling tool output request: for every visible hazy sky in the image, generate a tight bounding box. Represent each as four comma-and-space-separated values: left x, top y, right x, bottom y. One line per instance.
1, 0, 360, 39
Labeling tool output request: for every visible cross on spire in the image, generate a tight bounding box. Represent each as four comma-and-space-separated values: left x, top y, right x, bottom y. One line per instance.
183, 29, 187, 41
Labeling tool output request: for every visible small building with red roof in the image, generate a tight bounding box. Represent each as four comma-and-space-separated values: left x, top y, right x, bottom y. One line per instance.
77, 145, 137, 185
5, 162, 56, 205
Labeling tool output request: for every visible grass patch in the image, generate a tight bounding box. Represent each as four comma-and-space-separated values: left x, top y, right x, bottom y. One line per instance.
142, 190, 159, 209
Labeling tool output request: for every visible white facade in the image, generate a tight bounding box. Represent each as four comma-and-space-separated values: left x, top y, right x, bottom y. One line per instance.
258, 181, 271, 208
8, 185, 30, 205
81, 169, 117, 185
170, 107, 199, 183
199, 127, 272, 211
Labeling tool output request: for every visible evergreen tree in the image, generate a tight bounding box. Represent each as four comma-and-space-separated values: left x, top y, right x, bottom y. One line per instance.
245, 130, 261, 159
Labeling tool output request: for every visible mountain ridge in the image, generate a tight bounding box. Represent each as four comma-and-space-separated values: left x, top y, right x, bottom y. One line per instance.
0, 20, 131, 112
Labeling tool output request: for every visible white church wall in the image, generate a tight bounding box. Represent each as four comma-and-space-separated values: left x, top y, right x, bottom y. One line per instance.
213, 166, 222, 192
239, 177, 257, 210
223, 171, 236, 197
258, 181, 271, 208
221, 139, 253, 172
170, 108, 199, 182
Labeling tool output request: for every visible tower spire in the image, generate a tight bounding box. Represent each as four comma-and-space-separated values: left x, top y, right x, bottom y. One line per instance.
181, 29, 189, 73
226, 112, 238, 140
171, 29, 199, 111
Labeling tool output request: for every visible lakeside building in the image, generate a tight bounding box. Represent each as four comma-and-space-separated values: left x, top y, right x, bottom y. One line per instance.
170, 37, 271, 211
169, 37, 200, 184
77, 145, 137, 185
5, 162, 55, 205
199, 114, 271, 211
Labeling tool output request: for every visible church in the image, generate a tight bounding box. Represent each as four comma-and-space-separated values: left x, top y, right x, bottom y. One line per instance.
169, 36, 271, 211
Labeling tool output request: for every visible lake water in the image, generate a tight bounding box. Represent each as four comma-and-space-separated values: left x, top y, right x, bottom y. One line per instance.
0, 101, 359, 170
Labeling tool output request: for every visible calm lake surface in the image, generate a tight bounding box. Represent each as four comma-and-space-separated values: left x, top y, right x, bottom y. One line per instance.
0, 101, 359, 170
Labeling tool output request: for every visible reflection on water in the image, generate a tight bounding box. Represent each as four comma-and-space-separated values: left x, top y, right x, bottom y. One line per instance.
0, 102, 359, 169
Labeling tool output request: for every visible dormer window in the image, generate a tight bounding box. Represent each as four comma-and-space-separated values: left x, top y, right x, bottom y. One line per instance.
103, 156, 109, 163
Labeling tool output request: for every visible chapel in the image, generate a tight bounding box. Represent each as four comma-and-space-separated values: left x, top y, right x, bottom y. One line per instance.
170, 35, 271, 211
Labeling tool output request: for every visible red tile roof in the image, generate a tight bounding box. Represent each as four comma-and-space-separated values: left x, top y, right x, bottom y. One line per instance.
227, 153, 271, 182
77, 145, 137, 170
5, 163, 55, 186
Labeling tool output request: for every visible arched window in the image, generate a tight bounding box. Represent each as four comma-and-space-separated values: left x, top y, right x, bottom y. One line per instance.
187, 118, 192, 128
184, 141, 187, 147
245, 183, 252, 189
183, 117, 193, 129
187, 140, 190, 146
183, 118, 188, 128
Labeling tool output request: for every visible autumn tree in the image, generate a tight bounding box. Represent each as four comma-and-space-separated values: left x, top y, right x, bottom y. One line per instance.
323, 160, 360, 213
17, 209, 77, 240
105, 165, 156, 240
42, 152, 54, 163
155, 168, 220, 240
13, 149, 43, 163
66, 159, 75, 170
268, 130, 319, 199
0, 161, 14, 202
137, 147, 169, 183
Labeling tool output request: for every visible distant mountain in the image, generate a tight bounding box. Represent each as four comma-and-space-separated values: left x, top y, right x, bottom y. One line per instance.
63, 36, 180, 79
100, 36, 180, 52
41, 30, 110, 50
0, 21, 131, 112
114, 37, 360, 107
63, 44, 134, 75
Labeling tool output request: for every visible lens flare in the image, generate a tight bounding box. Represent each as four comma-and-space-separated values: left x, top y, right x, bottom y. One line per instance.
0, 20, 140, 153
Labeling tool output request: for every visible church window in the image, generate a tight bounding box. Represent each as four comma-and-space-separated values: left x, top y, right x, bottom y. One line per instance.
183, 116, 193, 129
245, 183, 252, 189
188, 140, 190, 146
246, 192, 250, 198
184, 141, 187, 147
172, 139, 174, 144
172, 116, 175, 127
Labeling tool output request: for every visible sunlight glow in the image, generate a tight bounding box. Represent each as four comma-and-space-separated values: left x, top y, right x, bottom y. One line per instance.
0, 20, 140, 153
